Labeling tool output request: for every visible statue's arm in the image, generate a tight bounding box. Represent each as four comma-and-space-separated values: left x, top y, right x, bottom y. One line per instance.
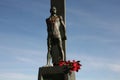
59, 16, 67, 40
46, 19, 51, 50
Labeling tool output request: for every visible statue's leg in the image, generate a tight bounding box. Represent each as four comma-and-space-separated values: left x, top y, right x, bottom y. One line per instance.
58, 38, 65, 61
47, 51, 51, 66
46, 44, 52, 66
46, 37, 52, 66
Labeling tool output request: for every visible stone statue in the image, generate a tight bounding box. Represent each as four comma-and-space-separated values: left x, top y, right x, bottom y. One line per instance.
46, 6, 67, 66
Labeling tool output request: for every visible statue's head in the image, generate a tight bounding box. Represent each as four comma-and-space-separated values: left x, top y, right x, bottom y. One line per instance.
50, 6, 57, 14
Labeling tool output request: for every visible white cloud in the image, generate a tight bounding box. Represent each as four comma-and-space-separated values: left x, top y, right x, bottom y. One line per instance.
108, 63, 120, 73
0, 45, 46, 55
0, 72, 36, 80
67, 53, 120, 73
0, 45, 47, 67
68, 34, 120, 45
82, 35, 120, 43
15, 57, 37, 64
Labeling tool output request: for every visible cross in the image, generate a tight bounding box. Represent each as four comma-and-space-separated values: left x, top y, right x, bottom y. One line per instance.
51, 0, 66, 60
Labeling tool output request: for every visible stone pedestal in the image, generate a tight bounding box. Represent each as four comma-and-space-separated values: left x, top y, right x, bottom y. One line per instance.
38, 66, 75, 80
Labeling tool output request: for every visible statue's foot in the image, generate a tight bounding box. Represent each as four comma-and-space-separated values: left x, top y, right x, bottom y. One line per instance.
43, 64, 53, 67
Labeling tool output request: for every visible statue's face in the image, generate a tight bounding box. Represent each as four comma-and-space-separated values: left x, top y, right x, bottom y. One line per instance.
50, 7, 57, 14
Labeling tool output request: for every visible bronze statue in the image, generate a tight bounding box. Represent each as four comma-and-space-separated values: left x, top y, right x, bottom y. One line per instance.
46, 6, 67, 66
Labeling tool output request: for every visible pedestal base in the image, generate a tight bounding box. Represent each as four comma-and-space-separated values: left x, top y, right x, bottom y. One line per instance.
38, 66, 75, 80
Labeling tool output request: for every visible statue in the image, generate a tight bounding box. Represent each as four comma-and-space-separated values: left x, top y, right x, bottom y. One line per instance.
46, 6, 67, 66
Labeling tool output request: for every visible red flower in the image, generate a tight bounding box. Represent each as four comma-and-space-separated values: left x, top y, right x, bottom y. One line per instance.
59, 61, 66, 66
71, 61, 81, 72
58, 60, 82, 72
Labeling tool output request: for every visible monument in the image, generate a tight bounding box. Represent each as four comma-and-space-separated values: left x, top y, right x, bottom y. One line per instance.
38, 0, 81, 80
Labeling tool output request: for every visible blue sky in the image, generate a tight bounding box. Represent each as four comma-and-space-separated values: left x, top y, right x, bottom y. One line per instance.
0, 0, 120, 80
